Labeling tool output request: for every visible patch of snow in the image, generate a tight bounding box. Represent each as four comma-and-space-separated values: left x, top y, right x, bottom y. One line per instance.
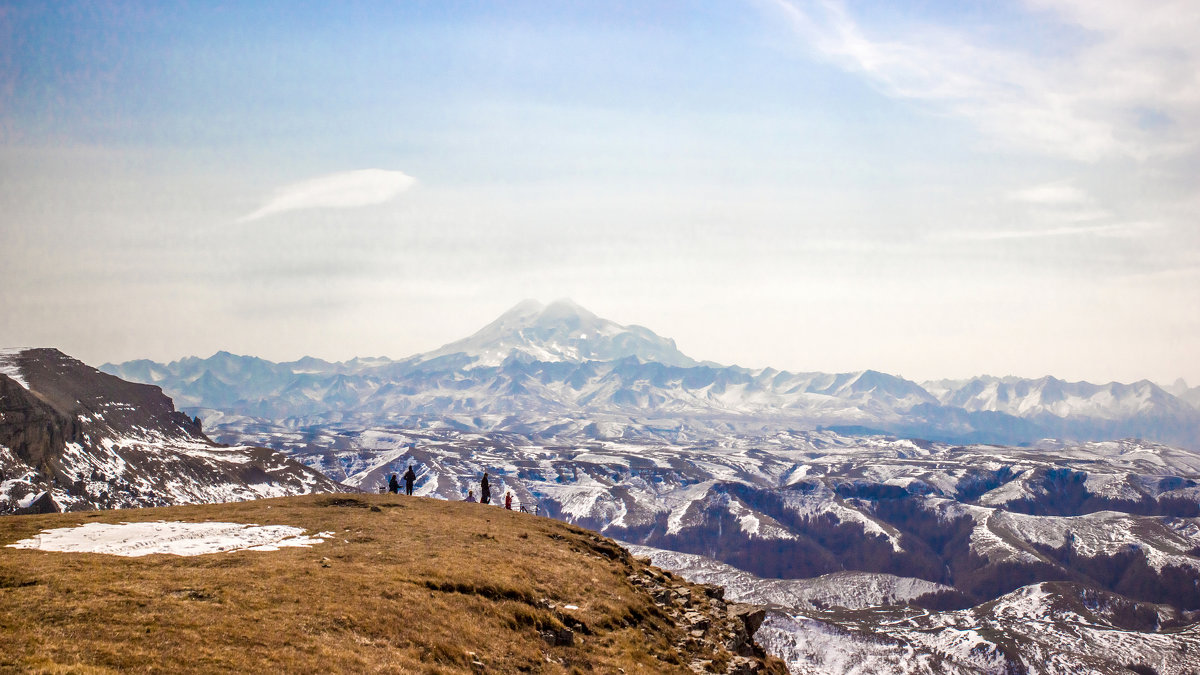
0, 348, 29, 389
6, 521, 329, 557
16, 491, 45, 509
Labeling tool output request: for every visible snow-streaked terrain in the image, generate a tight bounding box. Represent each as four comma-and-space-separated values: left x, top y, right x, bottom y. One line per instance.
0, 348, 30, 389
6, 521, 332, 556
630, 543, 1200, 674
225, 422, 1200, 596
755, 582, 1200, 675
624, 544, 954, 610
218, 422, 1199, 670
0, 348, 342, 514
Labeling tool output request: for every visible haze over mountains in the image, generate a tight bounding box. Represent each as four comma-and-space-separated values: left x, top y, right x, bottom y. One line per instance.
101, 299, 1200, 449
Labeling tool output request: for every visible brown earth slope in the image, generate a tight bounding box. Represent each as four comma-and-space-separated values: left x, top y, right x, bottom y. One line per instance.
0, 493, 786, 674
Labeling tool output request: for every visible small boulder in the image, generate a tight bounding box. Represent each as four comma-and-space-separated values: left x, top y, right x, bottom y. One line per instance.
728, 604, 766, 635
540, 627, 575, 647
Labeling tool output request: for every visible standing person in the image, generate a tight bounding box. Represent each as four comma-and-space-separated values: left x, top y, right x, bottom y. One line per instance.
387, 473, 400, 495
403, 464, 417, 496
504, 492, 513, 510
480, 472, 491, 505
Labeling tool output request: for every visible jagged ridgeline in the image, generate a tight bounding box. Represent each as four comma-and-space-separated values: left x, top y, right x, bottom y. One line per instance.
101, 300, 1200, 448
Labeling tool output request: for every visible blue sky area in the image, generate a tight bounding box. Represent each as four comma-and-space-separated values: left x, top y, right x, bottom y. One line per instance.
2, 1, 1197, 384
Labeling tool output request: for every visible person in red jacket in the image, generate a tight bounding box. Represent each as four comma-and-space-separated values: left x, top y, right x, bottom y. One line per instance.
504, 492, 513, 510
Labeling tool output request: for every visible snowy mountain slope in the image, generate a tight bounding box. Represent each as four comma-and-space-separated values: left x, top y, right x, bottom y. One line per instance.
0, 348, 341, 514
209, 420, 1200, 671
102, 301, 1200, 448
630, 545, 1200, 673
218, 422, 1200, 617
1170, 378, 1200, 410
624, 544, 956, 611
925, 375, 1200, 447
753, 581, 1200, 675
926, 375, 1188, 419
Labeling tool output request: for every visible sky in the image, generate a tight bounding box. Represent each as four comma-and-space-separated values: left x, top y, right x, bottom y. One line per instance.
1, 0, 1198, 385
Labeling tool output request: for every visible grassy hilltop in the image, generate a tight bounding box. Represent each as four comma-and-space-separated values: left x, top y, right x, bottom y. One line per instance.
0, 493, 785, 674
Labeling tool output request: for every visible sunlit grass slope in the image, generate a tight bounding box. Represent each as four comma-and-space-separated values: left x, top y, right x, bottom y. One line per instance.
0, 493, 781, 673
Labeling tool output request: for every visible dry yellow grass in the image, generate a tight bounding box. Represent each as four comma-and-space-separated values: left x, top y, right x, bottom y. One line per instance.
0, 493, 766, 673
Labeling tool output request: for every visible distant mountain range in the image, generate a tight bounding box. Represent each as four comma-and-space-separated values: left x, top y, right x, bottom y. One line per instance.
0, 348, 341, 514
100, 299, 1200, 449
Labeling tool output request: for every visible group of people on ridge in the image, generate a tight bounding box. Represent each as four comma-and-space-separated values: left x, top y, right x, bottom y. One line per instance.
388, 466, 514, 510
464, 471, 513, 509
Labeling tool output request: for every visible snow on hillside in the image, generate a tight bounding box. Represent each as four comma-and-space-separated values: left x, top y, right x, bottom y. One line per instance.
756, 582, 1200, 674
0, 348, 342, 514
624, 544, 953, 610
6, 521, 333, 556
628, 541, 1200, 673
0, 348, 29, 389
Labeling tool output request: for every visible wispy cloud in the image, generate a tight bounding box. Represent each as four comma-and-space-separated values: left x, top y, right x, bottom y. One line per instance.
938, 221, 1155, 242
1007, 180, 1112, 224
238, 169, 416, 223
765, 0, 1200, 162
1009, 182, 1090, 205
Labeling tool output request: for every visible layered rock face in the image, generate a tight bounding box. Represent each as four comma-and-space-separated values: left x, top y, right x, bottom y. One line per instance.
0, 348, 341, 513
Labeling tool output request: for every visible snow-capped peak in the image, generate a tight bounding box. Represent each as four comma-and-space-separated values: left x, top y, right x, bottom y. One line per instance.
414, 299, 699, 368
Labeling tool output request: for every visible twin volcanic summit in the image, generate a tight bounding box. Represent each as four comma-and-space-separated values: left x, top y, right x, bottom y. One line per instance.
4, 300, 1200, 673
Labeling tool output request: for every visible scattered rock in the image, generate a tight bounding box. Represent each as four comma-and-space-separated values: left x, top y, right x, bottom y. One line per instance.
727, 604, 766, 635
540, 628, 575, 647
684, 610, 711, 631
626, 560, 786, 674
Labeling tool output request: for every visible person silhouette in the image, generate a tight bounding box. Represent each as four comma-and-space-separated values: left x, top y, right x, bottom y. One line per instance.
403, 464, 417, 496
480, 472, 491, 505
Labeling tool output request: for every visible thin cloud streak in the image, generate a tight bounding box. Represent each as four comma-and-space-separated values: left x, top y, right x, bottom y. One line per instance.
238, 169, 416, 223
937, 221, 1154, 242
1009, 183, 1091, 205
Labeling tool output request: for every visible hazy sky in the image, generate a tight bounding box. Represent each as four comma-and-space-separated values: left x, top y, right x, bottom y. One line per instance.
2, 1, 1198, 384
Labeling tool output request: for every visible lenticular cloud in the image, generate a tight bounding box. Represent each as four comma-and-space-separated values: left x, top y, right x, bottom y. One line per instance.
238, 169, 416, 222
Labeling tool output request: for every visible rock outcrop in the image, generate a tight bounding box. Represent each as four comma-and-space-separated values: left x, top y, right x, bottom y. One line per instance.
628, 557, 788, 674
0, 348, 342, 513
